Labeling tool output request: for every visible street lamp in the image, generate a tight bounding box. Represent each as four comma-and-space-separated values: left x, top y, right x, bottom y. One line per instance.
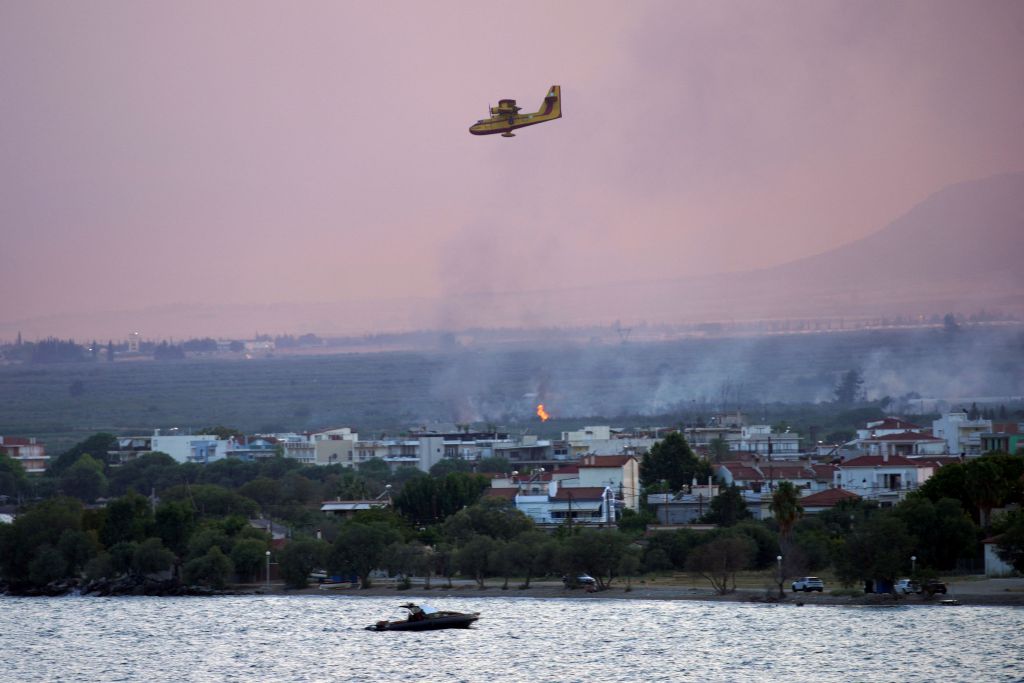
911, 555, 916, 575
777, 555, 783, 598
265, 550, 271, 589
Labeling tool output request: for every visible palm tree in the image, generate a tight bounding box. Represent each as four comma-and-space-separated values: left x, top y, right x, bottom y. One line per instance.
964, 459, 1006, 528
770, 481, 804, 597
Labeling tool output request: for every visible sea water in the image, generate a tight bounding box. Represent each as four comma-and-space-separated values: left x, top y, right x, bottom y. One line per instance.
1, 595, 1021, 682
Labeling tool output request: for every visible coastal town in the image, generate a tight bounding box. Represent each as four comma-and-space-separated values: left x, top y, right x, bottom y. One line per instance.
3, 406, 1022, 601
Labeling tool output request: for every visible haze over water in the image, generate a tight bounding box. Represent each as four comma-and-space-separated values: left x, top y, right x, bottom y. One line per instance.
4, 595, 1022, 682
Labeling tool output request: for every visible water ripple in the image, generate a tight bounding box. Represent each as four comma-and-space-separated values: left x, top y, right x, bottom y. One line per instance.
1, 595, 1021, 682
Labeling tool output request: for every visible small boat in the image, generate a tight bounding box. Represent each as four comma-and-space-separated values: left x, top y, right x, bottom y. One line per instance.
366, 603, 480, 632
938, 599, 960, 606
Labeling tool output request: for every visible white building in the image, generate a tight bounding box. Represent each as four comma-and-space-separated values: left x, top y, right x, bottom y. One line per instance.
834, 454, 936, 505
577, 455, 641, 511
725, 425, 801, 458
560, 426, 656, 459
312, 428, 359, 466
500, 480, 617, 526
684, 424, 801, 458
855, 417, 925, 441
932, 411, 991, 456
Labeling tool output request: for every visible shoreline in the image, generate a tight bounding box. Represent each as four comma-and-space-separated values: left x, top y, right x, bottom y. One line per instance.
261, 579, 1024, 608
6, 578, 1023, 607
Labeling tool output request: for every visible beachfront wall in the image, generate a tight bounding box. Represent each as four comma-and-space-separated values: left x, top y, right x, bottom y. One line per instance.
984, 541, 1016, 577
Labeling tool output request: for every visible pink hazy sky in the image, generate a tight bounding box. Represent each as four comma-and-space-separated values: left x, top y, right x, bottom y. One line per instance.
2, 1, 1023, 338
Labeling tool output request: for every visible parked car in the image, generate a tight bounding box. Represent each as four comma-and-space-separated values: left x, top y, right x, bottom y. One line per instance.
791, 577, 825, 592
895, 578, 922, 594
922, 579, 948, 595
562, 573, 597, 587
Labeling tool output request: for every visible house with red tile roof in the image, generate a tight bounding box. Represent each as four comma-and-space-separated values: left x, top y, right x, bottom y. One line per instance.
499, 481, 610, 528
798, 487, 860, 513
578, 454, 640, 511
0, 436, 48, 474
714, 460, 835, 494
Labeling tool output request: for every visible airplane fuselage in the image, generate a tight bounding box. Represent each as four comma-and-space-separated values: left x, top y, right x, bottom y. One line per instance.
469, 85, 561, 136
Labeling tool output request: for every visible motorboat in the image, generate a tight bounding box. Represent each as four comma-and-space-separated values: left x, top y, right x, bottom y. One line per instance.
366, 603, 480, 632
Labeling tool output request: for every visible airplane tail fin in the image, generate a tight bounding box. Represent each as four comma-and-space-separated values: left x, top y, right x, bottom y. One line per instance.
538, 85, 561, 119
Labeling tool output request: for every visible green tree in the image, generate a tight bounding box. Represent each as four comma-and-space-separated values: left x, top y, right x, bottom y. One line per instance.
685, 536, 755, 595
703, 484, 751, 526
49, 433, 117, 475
57, 528, 99, 577
383, 540, 432, 587
161, 484, 258, 519
432, 542, 458, 588
331, 470, 372, 500
489, 540, 517, 590
29, 545, 69, 586
153, 500, 197, 557
182, 546, 234, 589
506, 530, 556, 588
617, 507, 656, 535
834, 513, 915, 587
639, 433, 710, 492
0, 452, 29, 500
329, 522, 401, 588
238, 477, 282, 511
100, 492, 154, 547
277, 538, 328, 589
834, 369, 864, 405
0, 497, 83, 585
356, 458, 392, 482
230, 538, 270, 582
201, 425, 245, 440
106, 452, 179, 497
108, 541, 139, 576
558, 530, 632, 590
132, 537, 176, 576
394, 472, 490, 526
185, 526, 233, 562
476, 456, 512, 473
84, 553, 116, 581
708, 438, 731, 463
642, 528, 703, 571
722, 521, 780, 570
442, 498, 534, 543
456, 535, 499, 588
617, 546, 643, 590
964, 458, 1009, 528
59, 454, 107, 502
429, 458, 473, 476
769, 480, 803, 594
893, 496, 977, 570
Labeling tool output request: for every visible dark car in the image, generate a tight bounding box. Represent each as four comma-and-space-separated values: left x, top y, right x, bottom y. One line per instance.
923, 579, 947, 595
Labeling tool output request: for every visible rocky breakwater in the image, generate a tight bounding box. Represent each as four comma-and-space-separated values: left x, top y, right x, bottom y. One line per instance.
1, 576, 228, 597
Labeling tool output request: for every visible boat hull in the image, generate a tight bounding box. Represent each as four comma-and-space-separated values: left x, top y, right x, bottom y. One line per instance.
367, 613, 480, 632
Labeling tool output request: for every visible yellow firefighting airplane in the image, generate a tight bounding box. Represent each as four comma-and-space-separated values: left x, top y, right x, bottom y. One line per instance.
469, 85, 561, 137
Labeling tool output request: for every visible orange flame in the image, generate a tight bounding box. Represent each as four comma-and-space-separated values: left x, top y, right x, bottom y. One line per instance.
536, 403, 550, 421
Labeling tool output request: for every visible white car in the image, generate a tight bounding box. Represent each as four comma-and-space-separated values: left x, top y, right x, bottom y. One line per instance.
895, 578, 921, 594
791, 577, 824, 592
